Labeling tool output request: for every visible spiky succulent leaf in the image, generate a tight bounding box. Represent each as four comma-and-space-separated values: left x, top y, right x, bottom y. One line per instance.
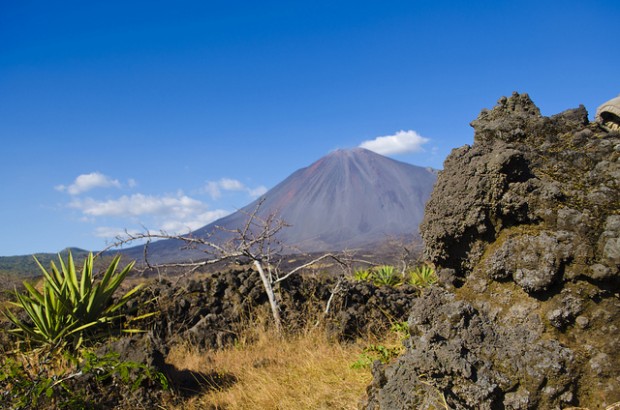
3, 252, 148, 350
408, 264, 437, 287
372, 265, 401, 287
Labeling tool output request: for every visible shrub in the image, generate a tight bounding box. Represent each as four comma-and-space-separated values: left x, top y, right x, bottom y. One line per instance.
353, 268, 373, 282
0, 348, 168, 409
372, 265, 401, 287
3, 252, 149, 350
352, 265, 404, 287
1, 253, 164, 407
390, 321, 410, 340
351, 344, 403, 369
351, 323, 407, 369
408, 264, 437, 288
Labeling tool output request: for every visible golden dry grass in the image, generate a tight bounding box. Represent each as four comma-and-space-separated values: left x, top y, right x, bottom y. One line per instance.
164, 323, 394, 410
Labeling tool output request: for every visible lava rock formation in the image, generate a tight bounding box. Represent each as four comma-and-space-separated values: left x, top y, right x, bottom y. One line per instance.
364, 92, 620, 409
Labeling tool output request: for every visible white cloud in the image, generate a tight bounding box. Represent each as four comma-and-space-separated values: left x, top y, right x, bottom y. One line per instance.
69, 193, 206, 218
202, 178, 268, 199
56, 172, 122, 195
219, 178, 245, 191
359, 130, 430, 155
73, 193, 231, 239
58, 174, 267, 242
94, 208, 229, 239
203, 181, 222, 199
158, 210, 230, 233
94, 226, 141, 239
248, 185, 268, 198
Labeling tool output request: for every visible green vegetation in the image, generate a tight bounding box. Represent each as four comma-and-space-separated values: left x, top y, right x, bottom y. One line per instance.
352, 264, 401, 286
352, 263, 438, 288
0, 349, 168, 409
351, 322, 409, 369
0, 248, 92, 278
372, 265, 400, 287
408, 264, 438, 288
351, 344, 403, 369
1, 252, 432, 408
0, 252, 165, 409
3, 252, 150, 350
353, 268, 372, 282
389, 321, 410, 339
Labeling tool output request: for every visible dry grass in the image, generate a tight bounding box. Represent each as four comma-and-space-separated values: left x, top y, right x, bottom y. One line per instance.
164, 322, 394, 410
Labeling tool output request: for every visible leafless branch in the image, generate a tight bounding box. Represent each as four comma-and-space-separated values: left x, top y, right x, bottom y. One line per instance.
274, 253, 345, 284
99, 198, 355, 333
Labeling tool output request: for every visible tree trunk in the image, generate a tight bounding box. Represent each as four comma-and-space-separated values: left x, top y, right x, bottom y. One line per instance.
253, 260, 282, 333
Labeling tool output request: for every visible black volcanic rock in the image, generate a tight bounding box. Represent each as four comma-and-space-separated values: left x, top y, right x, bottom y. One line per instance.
364, 93, 620, 409
125, 148, 436, 263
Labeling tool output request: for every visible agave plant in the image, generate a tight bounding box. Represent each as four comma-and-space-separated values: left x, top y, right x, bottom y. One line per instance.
353, 268, 373, 282
408, 264, 438, 288
4, 252, 149, 350
372, 265, 401, 287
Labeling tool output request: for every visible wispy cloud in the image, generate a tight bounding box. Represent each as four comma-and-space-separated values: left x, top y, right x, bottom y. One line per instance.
359, 130, 430, 155
158, 210, 230, 233
71, 192, 231, 238
57, 173, 264, 242
93, 208, 230, 239
56, 172, 122, 195
93, 226, 142, 239
219, 178, 245, 191
70, 193, 207, 218
202, 178, 268, 199
248, 185, 268, 197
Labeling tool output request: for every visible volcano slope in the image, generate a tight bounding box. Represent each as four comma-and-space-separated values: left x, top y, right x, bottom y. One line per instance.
365, 92, 620, 409
120, 148, 436, 264
194, 148, 436, 253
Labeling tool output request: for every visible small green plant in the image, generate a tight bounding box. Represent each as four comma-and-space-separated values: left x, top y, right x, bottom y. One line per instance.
3, 252, 150, 350
372, 265, 401, 287
81, 350, 169, 391
390, 321, 410, 340
353, 268, 373, 282
352, 321, 408, 369
408, 264, 437, 288
351, 344, 403, 369
352, 265, 407, 287
0, 349, 168, 409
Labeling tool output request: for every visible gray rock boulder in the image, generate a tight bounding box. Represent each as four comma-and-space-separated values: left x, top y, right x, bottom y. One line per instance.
365, 92, 620, 409
366, 288, 577, 410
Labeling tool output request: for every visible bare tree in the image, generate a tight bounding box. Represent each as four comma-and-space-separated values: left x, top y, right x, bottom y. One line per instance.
108, 199, 348, 333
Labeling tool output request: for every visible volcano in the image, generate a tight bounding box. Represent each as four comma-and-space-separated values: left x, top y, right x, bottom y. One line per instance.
121, 148, 437, 262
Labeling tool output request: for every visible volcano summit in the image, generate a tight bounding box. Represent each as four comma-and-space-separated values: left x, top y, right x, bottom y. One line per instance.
124, 148, 437, 262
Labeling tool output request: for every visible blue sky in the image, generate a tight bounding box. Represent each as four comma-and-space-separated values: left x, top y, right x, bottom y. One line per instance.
1, 1, 618, 256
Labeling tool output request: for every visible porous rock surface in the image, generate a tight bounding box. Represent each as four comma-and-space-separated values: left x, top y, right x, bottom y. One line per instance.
126, 267, 420, 350
365, 92, 620, 409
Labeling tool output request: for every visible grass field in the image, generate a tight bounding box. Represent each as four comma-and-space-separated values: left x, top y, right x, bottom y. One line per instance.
164, 318, 403, 409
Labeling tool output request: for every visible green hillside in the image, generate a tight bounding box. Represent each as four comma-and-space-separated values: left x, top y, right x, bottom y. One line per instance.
0, 248, 92, 278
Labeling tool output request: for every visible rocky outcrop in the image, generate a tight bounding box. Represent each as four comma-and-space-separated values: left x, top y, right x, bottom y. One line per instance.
365, 93, 620, 409
128, 267, 420, 349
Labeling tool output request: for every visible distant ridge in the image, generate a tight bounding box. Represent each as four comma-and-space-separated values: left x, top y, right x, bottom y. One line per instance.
0, 248, 92, 277
120, 148, 437, 263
